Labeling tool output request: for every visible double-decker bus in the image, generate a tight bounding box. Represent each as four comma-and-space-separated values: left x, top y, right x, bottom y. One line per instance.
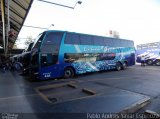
136, 42, 160, 65
30, 30, 135, 80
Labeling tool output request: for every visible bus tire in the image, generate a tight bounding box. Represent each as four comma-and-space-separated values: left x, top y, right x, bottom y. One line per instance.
147, 59, 153, 65
155, 60, 160, 66
122, 62, 127, 70
115, 62, 122, 71
64, 67, 75, 79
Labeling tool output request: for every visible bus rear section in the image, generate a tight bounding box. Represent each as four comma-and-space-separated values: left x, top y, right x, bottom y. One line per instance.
30, 30, 135, 80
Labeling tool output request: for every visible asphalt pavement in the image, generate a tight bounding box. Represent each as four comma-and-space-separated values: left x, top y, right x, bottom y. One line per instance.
0, 65, 160, 118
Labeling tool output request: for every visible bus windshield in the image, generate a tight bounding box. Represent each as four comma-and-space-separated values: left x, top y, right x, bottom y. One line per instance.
40, 32, 63, 67
41, 32, 63, 53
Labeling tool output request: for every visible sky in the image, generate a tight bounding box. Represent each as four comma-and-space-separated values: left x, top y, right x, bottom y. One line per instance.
18, 0, 160, 48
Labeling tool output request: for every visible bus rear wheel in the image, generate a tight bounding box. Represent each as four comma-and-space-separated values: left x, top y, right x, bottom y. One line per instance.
64, 67, 75, 78
115, 62, 122, 71
122, 62, 127, 70
147, 59, 153, 65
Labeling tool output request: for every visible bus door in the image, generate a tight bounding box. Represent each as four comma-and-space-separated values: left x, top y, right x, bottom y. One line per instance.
40, 53, 60, 78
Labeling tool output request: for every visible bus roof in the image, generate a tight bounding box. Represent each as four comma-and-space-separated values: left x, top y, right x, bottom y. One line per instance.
44, 30, 133, 42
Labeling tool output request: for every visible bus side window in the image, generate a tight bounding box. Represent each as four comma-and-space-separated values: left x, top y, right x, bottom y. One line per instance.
96, 53, 116, 61
41, 54, 58, 67
52, 54, 58, 64
41, 56, 47, 66
80, 35, 93, 45
93, 37, 104, 46
65, 33, 80, 45
64, 53, 76, 63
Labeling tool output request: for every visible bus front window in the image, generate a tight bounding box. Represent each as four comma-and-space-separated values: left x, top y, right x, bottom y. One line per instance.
40, 32, 63, 67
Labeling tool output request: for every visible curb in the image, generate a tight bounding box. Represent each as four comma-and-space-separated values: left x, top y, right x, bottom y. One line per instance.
120, 97, 150, 113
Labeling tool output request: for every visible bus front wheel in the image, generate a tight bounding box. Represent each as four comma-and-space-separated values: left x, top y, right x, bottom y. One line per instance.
64, 67, 75, 79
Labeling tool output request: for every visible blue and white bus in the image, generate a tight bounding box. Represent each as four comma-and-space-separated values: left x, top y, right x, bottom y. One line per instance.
30, 30, 135, 80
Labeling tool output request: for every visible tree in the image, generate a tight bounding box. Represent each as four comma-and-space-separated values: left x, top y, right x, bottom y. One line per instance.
13, 37, 21, 49
13, 44, 18, 49
24, 36, 33, 46
13, 35, 33, 49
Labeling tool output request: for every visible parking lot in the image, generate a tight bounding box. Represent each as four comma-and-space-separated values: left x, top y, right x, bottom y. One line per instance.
0, 64, 160, 118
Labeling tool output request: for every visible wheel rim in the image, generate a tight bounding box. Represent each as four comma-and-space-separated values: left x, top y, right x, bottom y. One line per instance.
123, 62, 127, 69
64, 68, 73, 78
116, 63, 121, 71
117, 66, 121, 70
65, 70, 71, 77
